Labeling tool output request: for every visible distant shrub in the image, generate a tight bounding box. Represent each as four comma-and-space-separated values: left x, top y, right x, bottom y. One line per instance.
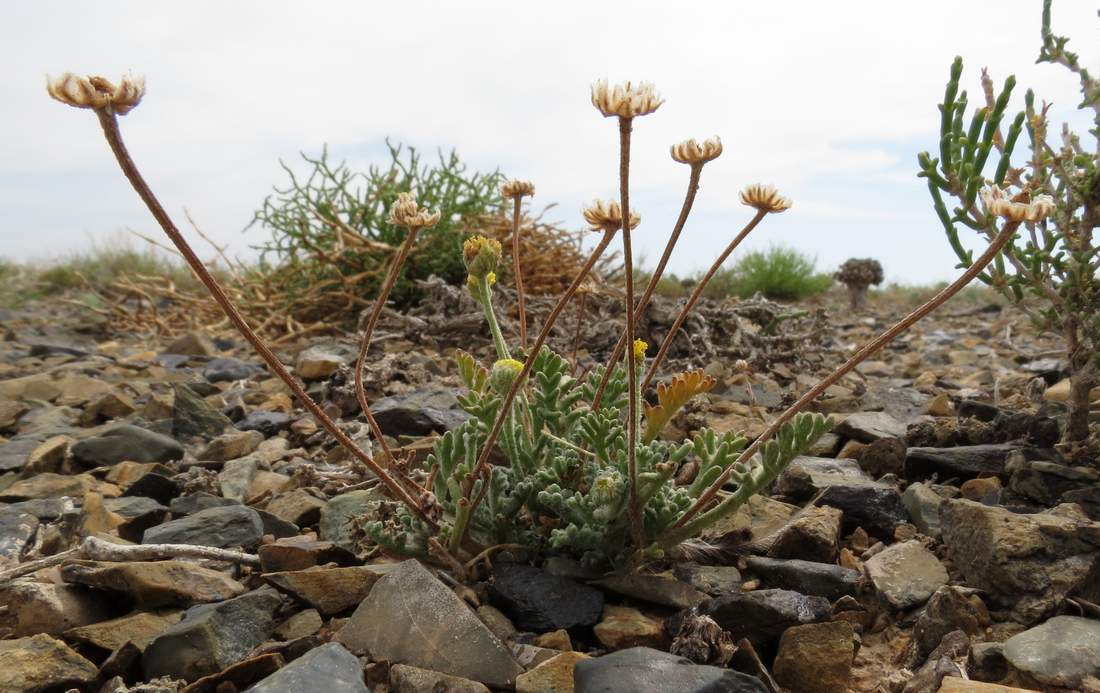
704, 245, 831, 300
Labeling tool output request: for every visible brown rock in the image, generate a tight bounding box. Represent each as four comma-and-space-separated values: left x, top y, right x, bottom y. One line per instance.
3, 582, 118, 636
23, 436, 72, 475
859, 437, 907, 478
960, 476, 1002, 503
515, 651, 590, 693
936, 678, 1036, 692
0, 634, 98, 692
773, 621, 856, 693
273, 608, 323, 640
80, 391, 136, 424
593, 605, 668, 651
0, 472, 107, 501
60, 559, 247, 607
264, 564, 394, 615
767, 504, 843, 563
533, 629, 572, 651
64, 609, 181, 652
266, 488, 328, 526
389, 664, 490, 693
837, 439, 867, 461
198, 430, 264, 462
258, 535, 350, 572
166, 331, 217, 356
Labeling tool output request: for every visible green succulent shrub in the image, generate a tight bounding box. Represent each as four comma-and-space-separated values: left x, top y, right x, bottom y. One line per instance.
917, 0, 1099, 452
703, 245, 832, 300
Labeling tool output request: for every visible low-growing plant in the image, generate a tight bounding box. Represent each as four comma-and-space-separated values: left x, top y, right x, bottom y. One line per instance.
48, 72, 1045, 571
918, 0, 1098, 454
705, 245, 832, 301
834, 257, 884, 309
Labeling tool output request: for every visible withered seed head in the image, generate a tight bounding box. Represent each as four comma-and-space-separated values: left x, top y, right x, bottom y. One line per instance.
388, 192, 441, 230
980, 186, 1056, 223
739, 184, 792, 214
591, 79, 664, 119
500, 180, 536, 200
46, 73, 146, 115
670, 137, 723, 165
583, 199, 640, 233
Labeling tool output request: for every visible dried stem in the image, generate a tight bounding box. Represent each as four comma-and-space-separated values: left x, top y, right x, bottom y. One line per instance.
511, 196, 528, 349
457, 228, 619, 548
591, 162, 704, 409
643, 209, 768, 391
661, 220, 1022, 544
92, 109, 433, 527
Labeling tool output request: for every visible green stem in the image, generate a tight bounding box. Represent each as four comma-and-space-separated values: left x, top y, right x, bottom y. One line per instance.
479, 275, 511, 360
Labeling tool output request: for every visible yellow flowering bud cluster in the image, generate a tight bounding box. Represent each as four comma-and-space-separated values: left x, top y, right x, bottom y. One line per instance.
632, 339, 648, 362
490, 358, 525, 393
463, 235, 503, 279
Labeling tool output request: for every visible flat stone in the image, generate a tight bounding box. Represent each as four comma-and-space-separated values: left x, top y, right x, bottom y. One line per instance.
173, 383, 232, 440
835, 411, 906, 442
865, 540, 947, 610
71, 424, 184, 467
198, 429, 264, 462
336, 559, 522, 688
905, 444, 1024, 481
0, 472, 102, 501
142, 586, 283, 682
1003, 615, 1100, 688
910, 586, 989, 662
0, 634, 98, 692
671, 563, 742, 597
319, 489, 383, 555
258, 535, 355, 573
60, 559, 246, 607
389, 664, 490, 693
142, 504, 264, 549
248, 642, 369, 693
202, 356, 264, 383
772, 621, 856, 693
766, 505, 842, 563
592, 573, 706, 609
901, 482, 946, 538
699, 589, 831, 651
273, 608, 323, 640
236, 410, 292, 436
777, 456, 867, 500
745, 556, 859, 601
594, 605, 667, 650
573, 647, 768, 693
371, 387, 471, 436
0, 505, 38, 560
266, 488, 328, 527
516, 651, 589, 693
263, 564, 394, 615
937, 679, 1037, 692
165, 331, 217, 356
64, 609, 181, 652
490, 562, 604, 632
3, 582, 118, 636
100, 495, 169, 541
295, 345, 349, 380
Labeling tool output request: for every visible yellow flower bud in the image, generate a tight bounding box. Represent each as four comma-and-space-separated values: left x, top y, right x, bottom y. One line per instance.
463, 235, 503, 279
490, 358, 525, 393
632, 339, 648, 362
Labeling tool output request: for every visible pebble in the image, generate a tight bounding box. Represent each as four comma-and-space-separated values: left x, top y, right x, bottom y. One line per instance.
865, 540, 948, 610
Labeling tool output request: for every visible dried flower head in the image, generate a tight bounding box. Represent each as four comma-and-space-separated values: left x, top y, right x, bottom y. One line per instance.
632, 339, 648, 362
583, 199, 640, 233
739, 184, 792, 214
671, 137, 723, 165
463, 235, 503, 279
46, 73, 146, 115
734, 359, 750, 373
590, 80, 664, 119
388, 192, 441, 229
980, 186, 1056, 223
501, 180, 536, 199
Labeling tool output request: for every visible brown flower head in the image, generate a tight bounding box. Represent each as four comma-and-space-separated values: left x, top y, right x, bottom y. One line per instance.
591, 80, 663, 119
583, 199, 640, 233
500, 180, 536, 200
739, 184, 792, 214
388, 192, 441, 229
47, 73, 146, 115
980, 186, 1056, 223
671, 137, 723, 165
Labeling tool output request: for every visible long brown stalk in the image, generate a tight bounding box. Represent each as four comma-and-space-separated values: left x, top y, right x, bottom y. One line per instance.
661, 220, 1023, 543
93, 109, 433, 526
642, 209, 767, 391
511, 196, 528, 350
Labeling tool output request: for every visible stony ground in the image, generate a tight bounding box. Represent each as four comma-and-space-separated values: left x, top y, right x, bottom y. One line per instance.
0, 288, 1098, 693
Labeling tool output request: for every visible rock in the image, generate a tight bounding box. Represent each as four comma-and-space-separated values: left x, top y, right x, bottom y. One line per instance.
0, 472, 102, 501
99, 495, 169, 541
594, 605, 668, 650
510, 642, 561, 670
295, 345, 349, 380
0, 436, 44, 473
766, 505, 842, 563
142, 504, 264, 549
336, 560, 522, 688
702, 494, 798, 548
198, 429, 264, 461
142, 586, 283, 682
1003, 615, 1100, 688
515, 651, 588, 693
816, 481, 907, 539
390, 664, 490, 693
772, 621, 856, 693
925, 393, 956, 417
258, 535, 355, 573
940, 499, 1100, 624
64, 609, 181, 652
165, 331, 217, 356
745, 556, 859, 601
865, 540, 948, 610
202, 356, 263, 383
0, 634, 98, 692
60, 559, 246, 607
937, 679, 1035, 692
3, 582, 118, 636
777, 456, 865, 499
0, 505, 38, 560
318, 489, 383, 554
592, 572, 707, 609
489, 562, 603, 632
236, 410, 292, 436
959, 476, 1002, 503
273, 608, 322, 640
671, 563, 742, 597
699, 589, 831, 651
170, 491, 237, 516
910, 586, 988, 663
371, 387, 471, 436
858, 436, 907, 477
533, 629, 573, 651
904, 444, 1033, 482
122, 471, 180, 505
902, 629, 970, 693
263, 564, 393, 615
71, 424, 184, 467
80, 390, 136, 424
23, 435, 71, 474
248, 642, 369, 693
173, 383, 232, 440
573, 647, 768, 693
0, 400, 29, 433
218, 457, 259, 502
1007, 456, 1100, 506
966, 642, 1008, 682
835, 411, 906, 442
267, 488, 327, 526
902, 482, 946, 538
1044, 377, 1100, 403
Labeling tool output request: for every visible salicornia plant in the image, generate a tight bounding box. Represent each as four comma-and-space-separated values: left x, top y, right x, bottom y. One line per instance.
917, 0, 1098, 455
48, 72, 1047, 571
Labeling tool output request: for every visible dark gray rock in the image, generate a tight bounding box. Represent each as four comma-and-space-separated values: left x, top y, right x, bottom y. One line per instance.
1003, 616, 1100, 689
0, 436, 44, 472
0, 505, 38, 560
122, 472, 180, 505
1064, 485, 1100, 520
815, 482, 907, 539
247, 642, 368, 693
745, 556, 859, 601
835, 412, 906, 443
142, 587, 283, 682
71, 424, 184, 467
202, 357, 263, 383
318, 490, 381, 555
489, 562, 603, 632
699, 589, 831, 651
574, 647, 768, 693
102, 495, 168, 542
173, 384, 232, 440
1007, 456, 1100, 506
777, 456, 865, 500
592, 573, 707, 609
142, 504, 263, 549
236, 411, 292, 437
672, 563, 742, 597
910, 586, 988, 663
336, 560, 522, 688
28, 342, 91, 358
966, 641, 1008, 682
370, 387, 470, 436
169, 492, 238, 515
905, 444, 1056, 482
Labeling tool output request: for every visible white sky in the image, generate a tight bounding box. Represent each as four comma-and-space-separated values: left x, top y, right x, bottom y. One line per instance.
2, 1, 1096, 284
